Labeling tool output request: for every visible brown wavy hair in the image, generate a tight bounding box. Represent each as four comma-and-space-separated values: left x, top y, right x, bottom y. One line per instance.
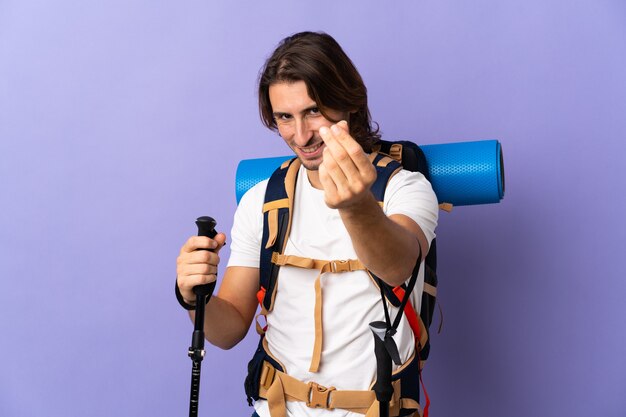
258, 31, 380, 152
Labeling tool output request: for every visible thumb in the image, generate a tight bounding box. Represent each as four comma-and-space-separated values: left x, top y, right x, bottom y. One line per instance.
213, 232, 227, 253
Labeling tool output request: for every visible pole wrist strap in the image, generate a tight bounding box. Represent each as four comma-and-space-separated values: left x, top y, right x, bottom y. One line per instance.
175, 278, 206, 311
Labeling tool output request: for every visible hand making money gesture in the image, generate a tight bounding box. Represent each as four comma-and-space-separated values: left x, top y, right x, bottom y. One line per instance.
318, 120, 377, 209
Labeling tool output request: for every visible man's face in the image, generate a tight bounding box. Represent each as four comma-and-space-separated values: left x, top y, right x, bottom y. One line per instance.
269, 80, 349, 171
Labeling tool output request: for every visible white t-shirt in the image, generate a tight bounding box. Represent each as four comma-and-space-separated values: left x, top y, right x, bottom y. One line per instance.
228, 164, 438, 417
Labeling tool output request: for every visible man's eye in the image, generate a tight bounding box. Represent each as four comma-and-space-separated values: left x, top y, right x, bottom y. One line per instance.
275, 114, 292, 122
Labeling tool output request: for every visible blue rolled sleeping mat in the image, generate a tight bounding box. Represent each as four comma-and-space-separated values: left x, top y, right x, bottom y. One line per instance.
235, 139, 505, 207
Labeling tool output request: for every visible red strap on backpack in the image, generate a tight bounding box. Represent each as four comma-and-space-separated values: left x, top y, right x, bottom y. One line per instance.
392, 286, 431, 417
257, 286, 266, 305
392, 287, 421, 342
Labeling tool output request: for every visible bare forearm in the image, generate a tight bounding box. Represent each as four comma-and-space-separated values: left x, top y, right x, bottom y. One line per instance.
187, 296, 250, 350
339, 193, 422, 287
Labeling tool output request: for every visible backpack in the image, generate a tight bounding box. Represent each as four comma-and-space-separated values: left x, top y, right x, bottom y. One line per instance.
244, 140, 438, 417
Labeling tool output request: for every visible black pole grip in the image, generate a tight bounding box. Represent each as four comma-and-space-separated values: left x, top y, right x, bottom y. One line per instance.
370, 321, 393, 414
193, 216, 218, 300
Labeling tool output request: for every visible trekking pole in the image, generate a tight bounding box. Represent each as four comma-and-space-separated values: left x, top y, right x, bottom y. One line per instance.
369, 321, 397, 417
188, 216, 218, 417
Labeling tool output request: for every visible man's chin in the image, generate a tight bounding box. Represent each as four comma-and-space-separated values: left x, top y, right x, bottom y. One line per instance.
294, 153, 322, 170
298, 159, 320, 171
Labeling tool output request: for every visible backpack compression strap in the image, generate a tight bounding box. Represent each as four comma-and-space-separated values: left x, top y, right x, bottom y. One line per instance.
259, 157, 301, 313
271, 253, 368, 373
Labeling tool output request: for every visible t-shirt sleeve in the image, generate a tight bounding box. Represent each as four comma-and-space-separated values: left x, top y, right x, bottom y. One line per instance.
227, 180, 267, 268
383, 169, 439, 246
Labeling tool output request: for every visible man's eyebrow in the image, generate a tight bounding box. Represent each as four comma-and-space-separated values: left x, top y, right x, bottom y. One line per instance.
302, 105, 319, 113
273, 105, 318, 117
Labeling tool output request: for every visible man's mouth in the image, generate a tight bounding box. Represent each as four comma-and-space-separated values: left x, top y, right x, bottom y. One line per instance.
297, 142, 324, 155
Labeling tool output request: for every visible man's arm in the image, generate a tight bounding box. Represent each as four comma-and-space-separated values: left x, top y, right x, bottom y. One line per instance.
177, 235, 259, 350
188, 266, 259, 350
340, 199, 427, 287
318, 121, 429, 287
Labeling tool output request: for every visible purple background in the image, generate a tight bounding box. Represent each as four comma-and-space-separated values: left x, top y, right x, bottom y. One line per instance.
1, 1, 625, 416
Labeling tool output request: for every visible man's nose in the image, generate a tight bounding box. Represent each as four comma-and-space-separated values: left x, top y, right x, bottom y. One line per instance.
294, 118, 313, 145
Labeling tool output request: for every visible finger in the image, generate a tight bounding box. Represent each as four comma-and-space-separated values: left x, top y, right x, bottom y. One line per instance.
183, 263, 218, 276
321, 146, 349, 190
319, 124, 341, 151
319, 157, 340, 208
319, 154, 339, 194
335, 119, 349, 133
320, 125, 360, 181
213, 232, 227, 254
180, 236, 219, 254
329, 122, 372, 175
180, 249, 221, 266
178, 274, 217, 291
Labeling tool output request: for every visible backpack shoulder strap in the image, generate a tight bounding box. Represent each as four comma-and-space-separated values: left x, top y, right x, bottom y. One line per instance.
370, 151, 403, 205
259, 157, 300, 312
375, 140, 431, 181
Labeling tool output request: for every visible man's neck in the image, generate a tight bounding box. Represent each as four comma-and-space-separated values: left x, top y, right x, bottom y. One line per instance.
306, 169, 323, 190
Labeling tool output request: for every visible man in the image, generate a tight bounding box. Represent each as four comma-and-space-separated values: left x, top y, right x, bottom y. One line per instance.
176, 32, 438, 417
